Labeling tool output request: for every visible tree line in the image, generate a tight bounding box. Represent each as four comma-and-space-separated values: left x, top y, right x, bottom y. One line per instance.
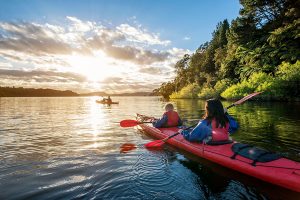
155, 0, 300, 101
0, 87, 78, 97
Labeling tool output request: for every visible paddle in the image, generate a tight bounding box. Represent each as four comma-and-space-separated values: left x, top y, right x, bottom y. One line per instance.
226, 92, 262, 109
120, 119, 153, 128
144, 124, 198, 148
145, 92, 262, 149
120, 143, 137, 153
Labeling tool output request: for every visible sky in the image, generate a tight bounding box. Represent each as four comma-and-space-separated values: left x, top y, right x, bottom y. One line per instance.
0, 0, 241, 93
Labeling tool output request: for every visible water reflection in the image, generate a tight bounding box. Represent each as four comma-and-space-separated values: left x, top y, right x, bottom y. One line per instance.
0, 97, 299, 199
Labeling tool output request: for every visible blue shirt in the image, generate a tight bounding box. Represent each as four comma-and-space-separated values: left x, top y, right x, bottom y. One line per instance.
181, 114, 238, 142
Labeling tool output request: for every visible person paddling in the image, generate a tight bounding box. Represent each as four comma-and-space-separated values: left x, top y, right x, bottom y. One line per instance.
180, 99, 238, 143
152, 103, 183, 128
107, 96, 112, 104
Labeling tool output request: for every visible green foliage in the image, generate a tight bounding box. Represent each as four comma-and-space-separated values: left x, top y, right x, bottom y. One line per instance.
214, 79, 232, 95
239, 0, 284, 28
158, 81, 175, 99
170, 83, 201, 99
221, 72, 273, 99
267, 19, 300, 63
198, 85, 216, 99
277, 61, 300, 81
156, 0, 300, 100
221, 61, 300, 100
274, 61, 300, 98
198, 79, 232, 99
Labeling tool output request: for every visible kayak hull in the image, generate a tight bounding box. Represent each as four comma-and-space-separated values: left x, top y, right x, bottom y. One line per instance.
136, 114, 300, 192
96, 100, 119, 104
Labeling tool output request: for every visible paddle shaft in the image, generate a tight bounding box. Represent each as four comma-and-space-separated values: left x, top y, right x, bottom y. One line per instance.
226, 104, 235, 109
227, 92, 262, 109
162, 124, 198, 142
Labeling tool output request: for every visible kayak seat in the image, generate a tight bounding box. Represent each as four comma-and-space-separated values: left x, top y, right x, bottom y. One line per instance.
203, 136, 233, 145
231, 143, 282, 166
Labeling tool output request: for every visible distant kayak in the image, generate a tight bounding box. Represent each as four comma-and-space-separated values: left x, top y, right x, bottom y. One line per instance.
96, 100, 119, 104
136, 113, 300, 192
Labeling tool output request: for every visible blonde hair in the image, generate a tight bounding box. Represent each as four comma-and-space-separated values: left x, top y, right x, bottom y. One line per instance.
165, 103, 174, 111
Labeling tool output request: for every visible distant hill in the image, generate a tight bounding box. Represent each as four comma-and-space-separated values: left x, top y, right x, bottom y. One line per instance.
0, 87, 79, 97
0, 87, 158, 97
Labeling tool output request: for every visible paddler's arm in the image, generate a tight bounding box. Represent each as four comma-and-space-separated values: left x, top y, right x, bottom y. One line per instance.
180, 120, 211, 142
226, 113, 239, 134
152, 114, 168, 128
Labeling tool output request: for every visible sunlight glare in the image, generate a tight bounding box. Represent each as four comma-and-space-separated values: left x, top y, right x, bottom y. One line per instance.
67, 53, 118, 82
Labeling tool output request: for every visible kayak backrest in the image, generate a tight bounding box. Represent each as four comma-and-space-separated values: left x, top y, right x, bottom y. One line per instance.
203, 136, 233, 145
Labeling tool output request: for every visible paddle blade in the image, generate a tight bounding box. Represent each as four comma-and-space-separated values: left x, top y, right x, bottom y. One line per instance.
120, 143, 137, 153
120, 120, 139, 127
144, 140, 165, 149
234, 92, 262, 105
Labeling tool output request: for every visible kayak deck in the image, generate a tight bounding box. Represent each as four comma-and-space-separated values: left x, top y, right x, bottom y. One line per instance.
136, 114, 300, 192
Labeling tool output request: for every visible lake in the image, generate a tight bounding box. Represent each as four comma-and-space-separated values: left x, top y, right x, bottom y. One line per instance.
0, 97, 300, 199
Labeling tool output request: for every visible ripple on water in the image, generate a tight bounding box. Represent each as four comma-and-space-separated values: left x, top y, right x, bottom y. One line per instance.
127, 150, 185, 198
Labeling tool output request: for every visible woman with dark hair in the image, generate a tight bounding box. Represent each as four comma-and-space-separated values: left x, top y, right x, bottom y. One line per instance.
180, 99, 238, 143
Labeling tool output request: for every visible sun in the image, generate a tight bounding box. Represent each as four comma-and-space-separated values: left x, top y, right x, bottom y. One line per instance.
66, 52, 117, 82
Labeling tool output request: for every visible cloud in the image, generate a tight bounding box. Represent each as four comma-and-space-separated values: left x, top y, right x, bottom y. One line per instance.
0, 18, 174, 65
66, 16, 94, 32
139, 66, 162, 74
0, 17, 191, 92
0, 62, 12, 68
183, 36, 191, 40
0, 69, 87, 83
116, 24, 171, 46
105, 45, 170, 65
0, 22, 73, 56
84, 27, 171, 64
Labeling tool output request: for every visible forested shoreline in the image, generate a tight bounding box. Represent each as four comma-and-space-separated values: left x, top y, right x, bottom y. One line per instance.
0, 87, 79, 97
155, 0, 300, 101
0, 87, 155, 97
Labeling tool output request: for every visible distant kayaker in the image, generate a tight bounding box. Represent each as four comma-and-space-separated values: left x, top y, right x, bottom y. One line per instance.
180, 99, 238, 143
107, 96, 112, 104
152, 103, 183, 128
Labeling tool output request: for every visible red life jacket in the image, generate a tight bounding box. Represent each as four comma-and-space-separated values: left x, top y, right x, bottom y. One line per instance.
211, 118, 229, 141
164, 111, 180, 127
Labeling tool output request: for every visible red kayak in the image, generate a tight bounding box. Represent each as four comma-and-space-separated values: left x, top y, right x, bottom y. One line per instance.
136, 114, 300, 192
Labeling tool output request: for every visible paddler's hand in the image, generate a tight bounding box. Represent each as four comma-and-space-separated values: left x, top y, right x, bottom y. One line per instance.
150, 117, 158, 122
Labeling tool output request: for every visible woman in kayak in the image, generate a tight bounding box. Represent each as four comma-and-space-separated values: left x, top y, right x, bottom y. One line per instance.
152, 103, 183, 128
180, 99, 238, 143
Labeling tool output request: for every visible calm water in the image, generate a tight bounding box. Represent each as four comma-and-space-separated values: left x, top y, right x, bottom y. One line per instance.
0, 97, 300, 200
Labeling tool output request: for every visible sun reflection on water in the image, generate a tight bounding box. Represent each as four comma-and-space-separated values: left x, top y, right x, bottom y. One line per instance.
78, 97, 111, 151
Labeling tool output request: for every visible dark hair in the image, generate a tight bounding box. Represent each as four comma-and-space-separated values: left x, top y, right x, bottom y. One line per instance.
203, 99, 228, 128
